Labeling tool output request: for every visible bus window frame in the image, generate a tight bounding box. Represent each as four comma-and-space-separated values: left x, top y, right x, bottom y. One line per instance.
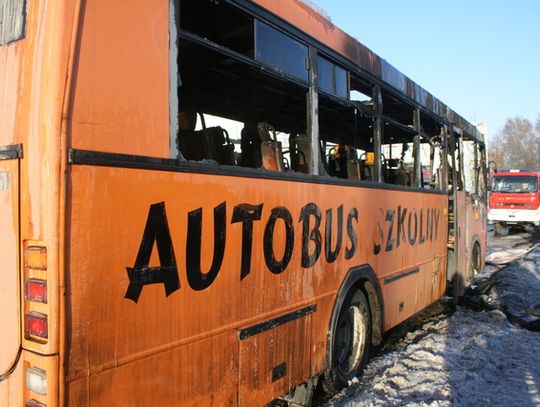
316, 53, 349, 100
69, 148, 450, 197
254, 19, 310, 83
172, 0, 483, 195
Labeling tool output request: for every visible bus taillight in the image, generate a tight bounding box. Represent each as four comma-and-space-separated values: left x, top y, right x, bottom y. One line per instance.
25, 367, 47, 395
24, 246, 47, 270
25, 279, 48, 303
23, 243, 49, 344
24, 312, 48, 340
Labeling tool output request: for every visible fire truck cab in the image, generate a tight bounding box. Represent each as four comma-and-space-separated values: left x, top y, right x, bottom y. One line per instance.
488, 170, 540, 235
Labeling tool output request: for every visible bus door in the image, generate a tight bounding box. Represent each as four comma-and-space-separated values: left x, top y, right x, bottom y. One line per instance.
446, 132, 467, 298
0, 145, 22, 379
462, 139, 487, 281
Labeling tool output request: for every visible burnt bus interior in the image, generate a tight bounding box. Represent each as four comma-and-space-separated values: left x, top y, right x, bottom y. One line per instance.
176, 0, 483, 191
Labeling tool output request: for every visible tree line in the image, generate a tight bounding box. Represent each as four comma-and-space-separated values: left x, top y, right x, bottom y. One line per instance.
488, 115, 540, 171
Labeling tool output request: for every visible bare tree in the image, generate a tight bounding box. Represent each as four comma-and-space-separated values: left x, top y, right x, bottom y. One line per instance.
488, 115, 540, 171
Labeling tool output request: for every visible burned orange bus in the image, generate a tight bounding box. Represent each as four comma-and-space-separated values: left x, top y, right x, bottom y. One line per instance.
0, 0, 487, 405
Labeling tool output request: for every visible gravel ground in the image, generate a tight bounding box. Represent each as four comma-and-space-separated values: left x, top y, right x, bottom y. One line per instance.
325, 233, 540, 407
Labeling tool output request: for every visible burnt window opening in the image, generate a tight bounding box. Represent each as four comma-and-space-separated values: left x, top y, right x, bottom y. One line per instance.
419, 111, 441, 137
477, 144, 487, 199
318, 87, 375, 181
174, 0, 449, 188
315, 73, 379, 182
449, 131, 464, 192
462, 135, 485, 195
381, 121, 417, 187
379, 116, 445, 190
178, 0, 308, 173
350, 75, 374, 111
180, 0, 254, 57
0, 0, 26, 46
381, 90, 414, 127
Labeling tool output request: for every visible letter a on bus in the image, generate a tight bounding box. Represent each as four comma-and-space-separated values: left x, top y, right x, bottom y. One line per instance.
125, 202, 180, 303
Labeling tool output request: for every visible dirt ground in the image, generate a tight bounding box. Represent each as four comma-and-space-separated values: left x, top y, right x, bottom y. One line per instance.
324, 230, 540, 407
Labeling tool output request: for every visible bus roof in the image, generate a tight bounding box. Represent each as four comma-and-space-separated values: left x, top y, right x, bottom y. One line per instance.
249, 0, 485, 144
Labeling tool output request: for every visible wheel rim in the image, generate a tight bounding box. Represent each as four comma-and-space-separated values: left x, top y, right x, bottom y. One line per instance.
335, 305, 366, 377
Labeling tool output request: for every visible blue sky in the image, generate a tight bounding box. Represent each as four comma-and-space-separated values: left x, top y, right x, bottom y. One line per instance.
311, 0, 540, 140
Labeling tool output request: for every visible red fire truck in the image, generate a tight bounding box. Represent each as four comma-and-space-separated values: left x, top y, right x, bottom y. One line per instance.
489, 170, 540, 235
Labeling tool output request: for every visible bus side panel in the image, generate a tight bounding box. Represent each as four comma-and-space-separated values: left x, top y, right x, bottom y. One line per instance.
67, 332, 238, 406
66, 164, 448, 404
380, 257, 448, 330
239, 314, 311, 405
379, 199, 449, 330
310, 295, 334, 376
0, 354, 23, 407
0, 160, 20, 377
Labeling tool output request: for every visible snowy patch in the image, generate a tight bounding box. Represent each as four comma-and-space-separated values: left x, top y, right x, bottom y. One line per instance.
326, 240, 540, 406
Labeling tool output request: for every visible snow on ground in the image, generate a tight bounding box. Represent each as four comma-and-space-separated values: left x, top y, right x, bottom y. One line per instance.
486, 230, 537, 266
325, 235, 540, 407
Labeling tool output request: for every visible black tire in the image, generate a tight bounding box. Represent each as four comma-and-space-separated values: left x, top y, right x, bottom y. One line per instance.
494, 222, 504, 236
322, 289, 371, 395
470, 242, 482, 277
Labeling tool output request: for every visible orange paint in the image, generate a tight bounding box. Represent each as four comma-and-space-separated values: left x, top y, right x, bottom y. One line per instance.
0, 0, 486, 405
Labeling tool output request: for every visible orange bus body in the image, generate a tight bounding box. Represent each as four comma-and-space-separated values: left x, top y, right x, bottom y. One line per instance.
65, 166, 448, 404
0, 0, 486, 405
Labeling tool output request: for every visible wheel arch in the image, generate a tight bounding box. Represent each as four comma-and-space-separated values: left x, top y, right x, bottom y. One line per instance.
470, 234, 482, 265
326, 264, 384, 369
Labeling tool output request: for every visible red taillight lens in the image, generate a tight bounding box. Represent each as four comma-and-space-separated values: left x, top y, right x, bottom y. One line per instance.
25, 312, 48, 339
25, 279, 47, 303
25, 400, 46, 407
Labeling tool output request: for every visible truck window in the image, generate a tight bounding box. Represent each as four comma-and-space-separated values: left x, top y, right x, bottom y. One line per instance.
493, 176, 538, 193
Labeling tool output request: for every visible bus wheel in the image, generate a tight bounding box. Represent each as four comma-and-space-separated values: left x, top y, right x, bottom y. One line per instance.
323, 289, 371, 395
470, 242, 482, 276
